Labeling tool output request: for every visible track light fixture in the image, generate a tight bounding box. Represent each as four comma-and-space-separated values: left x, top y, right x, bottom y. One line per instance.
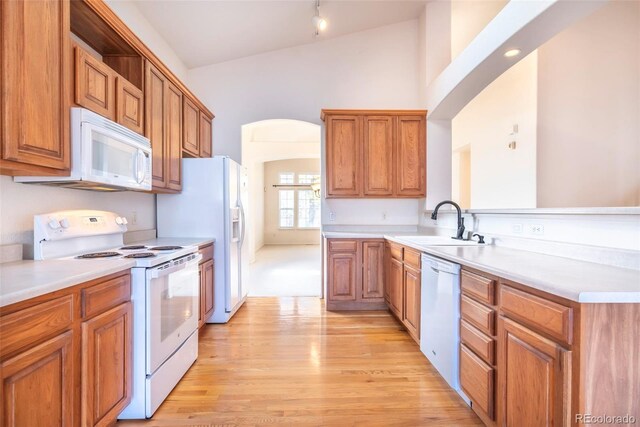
312, 0, 327, 36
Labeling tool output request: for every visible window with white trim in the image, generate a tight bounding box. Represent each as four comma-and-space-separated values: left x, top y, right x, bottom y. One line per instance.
277, 172, 321, 229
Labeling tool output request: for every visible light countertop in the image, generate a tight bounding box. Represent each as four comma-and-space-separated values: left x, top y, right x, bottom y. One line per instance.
324, 231, 640, 303
132, 237, 215, 248
0, 259, 135, 308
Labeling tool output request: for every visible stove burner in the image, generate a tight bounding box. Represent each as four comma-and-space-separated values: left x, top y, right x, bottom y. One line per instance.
149, 246, 183, 251
76, 252, 121, 259
124, 252, 156, 259
120, 245, 148, 250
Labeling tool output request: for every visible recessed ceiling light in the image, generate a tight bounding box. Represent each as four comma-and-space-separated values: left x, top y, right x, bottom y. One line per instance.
504, 49, 521, 58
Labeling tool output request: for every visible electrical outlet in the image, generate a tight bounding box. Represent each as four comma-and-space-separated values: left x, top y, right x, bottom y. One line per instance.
329, 212, 336, 222
131, 211, 138, 225
512, 223, 523, 234
528, 224, 544, 235
382, 212, 387, 220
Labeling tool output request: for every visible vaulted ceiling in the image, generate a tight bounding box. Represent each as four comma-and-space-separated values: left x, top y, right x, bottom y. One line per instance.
129, 1, 428, 68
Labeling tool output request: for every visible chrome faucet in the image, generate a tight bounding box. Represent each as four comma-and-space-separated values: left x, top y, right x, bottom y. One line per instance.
430, 200, 466, 240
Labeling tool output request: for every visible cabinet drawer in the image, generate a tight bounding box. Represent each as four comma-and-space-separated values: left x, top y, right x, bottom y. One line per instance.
199, 243, 214, 262
328, 239, 358, 252
404, 248, 421, 270
0, 295, 74, 359
460, 344, 494, 420
389, 243, 403, 261
460, 320, 495, 365
461, 270, 495, 305
500, 285, 573, 345
461, 294, 495, 336
82, 274, 131, 319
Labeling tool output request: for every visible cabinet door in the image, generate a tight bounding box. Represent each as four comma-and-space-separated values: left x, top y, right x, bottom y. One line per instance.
498, 316, 571, 427
1, 332, 73, 427
396, 115, 426, 196
383, 244, 391, 303
326, 115, 361, 197
388, 257, 403, 319
198, 263, 204, 328
116, 77, 144, 135
403, 265, 421, 342
166, 81, 182, 191
145, 63, 167, 189
183, 97, 200, 157
327, 252, 358, 301
1, 0, 70, 172
362, 241, 384, 300
202, 259, 215, 323
363, 116, 394, 196
199, 112, 213, 158
82, 303, 132, 427
75, 46, 116, 120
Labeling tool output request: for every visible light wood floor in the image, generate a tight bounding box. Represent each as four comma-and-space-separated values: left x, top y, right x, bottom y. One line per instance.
117, 297, 482, 426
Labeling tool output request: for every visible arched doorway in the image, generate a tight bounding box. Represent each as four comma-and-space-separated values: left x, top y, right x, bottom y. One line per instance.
241, 119, 321, 297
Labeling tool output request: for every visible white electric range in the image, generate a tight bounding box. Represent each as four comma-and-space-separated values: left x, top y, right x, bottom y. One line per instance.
34, 210, 201, 419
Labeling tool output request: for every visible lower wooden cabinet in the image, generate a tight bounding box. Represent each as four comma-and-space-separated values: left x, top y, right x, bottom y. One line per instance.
0, 331, 74, 427
384, 243, 422, 344
82, 302, 132, 427
402, 264, 421, 342
498, 316, 571, 427
198, 243, 215, 327
460, 344, 494, 421
325, 238, 387, 310
0, 271, 133, 427
387, 257, 404, 319
199, 259, 215, 327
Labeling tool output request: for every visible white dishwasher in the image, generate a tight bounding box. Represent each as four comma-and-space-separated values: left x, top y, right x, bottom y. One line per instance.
420, 253, 469, 403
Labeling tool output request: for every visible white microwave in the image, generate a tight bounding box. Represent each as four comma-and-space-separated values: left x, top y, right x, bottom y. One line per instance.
15, 108, 152, 191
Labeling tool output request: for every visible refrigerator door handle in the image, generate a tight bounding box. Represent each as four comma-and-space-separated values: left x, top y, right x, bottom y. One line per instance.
239, 202, 246, 248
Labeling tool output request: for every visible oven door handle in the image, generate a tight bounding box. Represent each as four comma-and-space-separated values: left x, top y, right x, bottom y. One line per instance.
151, 262, 186, 279
150, 254, 202, 279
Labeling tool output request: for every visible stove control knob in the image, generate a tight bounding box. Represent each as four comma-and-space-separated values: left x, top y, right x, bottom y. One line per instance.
48, 219, 60, 229
59, 218, 70, 229
115, 217, 124, 225
122, 217, 129, 225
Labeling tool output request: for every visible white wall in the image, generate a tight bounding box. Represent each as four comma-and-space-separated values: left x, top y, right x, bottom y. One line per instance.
450, 0, 507, 58
0, 177, 155, 257
0, 2, 191, 258
188, 20, 423, 227
536, 0, 640, 208
187, 20, 421, 161
452, 52, 538, 209
264, 159, 321, 245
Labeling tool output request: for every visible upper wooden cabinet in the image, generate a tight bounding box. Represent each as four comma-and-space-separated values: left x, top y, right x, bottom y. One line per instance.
73, 43, 145, 135
146, 62, 168, 190
322, 110, 427, 198
182, 99, 213, 158
363, 116, 394, 196
75, 46, 116, 119
116, 77, 144, 134
325, 115, 361, 197
199, 112, 213, 158
183, 97, 200, 157
0, 0, 70, 176
396, 115, 426, 196
166, 81, 183, 192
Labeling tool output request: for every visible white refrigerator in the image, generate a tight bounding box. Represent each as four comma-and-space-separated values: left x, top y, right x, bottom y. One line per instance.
157, 156, 249, 323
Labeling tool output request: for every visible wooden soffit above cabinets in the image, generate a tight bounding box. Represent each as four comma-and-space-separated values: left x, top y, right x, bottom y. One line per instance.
70, 0, 214, 119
